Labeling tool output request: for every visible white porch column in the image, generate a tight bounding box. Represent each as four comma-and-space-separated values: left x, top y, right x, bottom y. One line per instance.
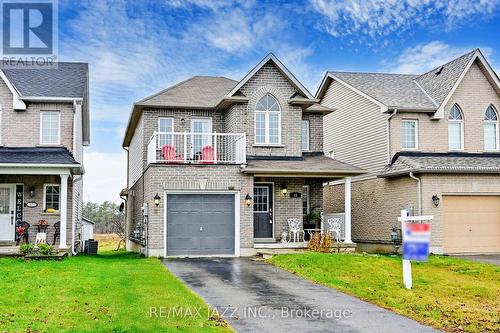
344, 177, 352, 243
59, 174, 69, 249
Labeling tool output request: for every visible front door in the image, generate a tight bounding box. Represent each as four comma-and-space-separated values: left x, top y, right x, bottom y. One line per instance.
191, 118, 212, 159
0, 185, 14, 241
253, 184, 273, 238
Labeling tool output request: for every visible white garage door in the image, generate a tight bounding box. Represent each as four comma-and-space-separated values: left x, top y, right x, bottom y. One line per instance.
443, 195, 500, 254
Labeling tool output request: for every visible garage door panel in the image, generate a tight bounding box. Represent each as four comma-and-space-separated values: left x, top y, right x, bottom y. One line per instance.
166, 194, 235, 256
443, 195, 500, 254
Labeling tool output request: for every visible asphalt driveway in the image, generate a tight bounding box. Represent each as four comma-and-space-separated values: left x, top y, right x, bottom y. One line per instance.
163, 258, 438, 333
452, 254, 500, 265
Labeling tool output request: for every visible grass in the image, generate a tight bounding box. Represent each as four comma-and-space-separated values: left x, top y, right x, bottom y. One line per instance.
268, 252, 500, 333
0, 245, 232, 332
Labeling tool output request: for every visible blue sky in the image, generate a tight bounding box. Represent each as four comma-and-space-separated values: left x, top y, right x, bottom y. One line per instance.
56, 0, 500, 203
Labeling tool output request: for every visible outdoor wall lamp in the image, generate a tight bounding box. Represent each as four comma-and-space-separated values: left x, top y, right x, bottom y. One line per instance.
29, 186, 35, 198
281, 185, 288, 196
245, 193, 253, 207
154, 193, 161, 207
432, 194, 440, 207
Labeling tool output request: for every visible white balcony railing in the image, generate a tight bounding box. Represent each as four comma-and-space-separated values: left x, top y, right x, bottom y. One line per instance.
147, 131, 246, 165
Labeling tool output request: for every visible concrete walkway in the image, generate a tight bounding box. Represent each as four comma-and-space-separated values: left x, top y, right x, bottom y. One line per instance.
164, 258, 438, 333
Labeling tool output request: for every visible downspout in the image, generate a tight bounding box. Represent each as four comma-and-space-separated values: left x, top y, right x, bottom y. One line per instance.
123, 146, 130, 249
409, 172, 421, 215
386, 109, 398, 163
72, 175, 84, 255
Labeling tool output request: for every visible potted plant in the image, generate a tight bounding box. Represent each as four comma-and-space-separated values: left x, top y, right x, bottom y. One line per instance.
305, 208, 321, 228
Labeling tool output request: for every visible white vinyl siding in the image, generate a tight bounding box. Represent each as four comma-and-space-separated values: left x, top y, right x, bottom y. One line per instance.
402, 120, 418, 149
40, 111, 60, 144
128, 114, 144, 188
322, 80, 388, 174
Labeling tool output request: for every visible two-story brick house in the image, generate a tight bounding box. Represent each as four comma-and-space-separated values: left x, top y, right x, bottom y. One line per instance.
122, 54, 363, 257
0, 63, 90, 253
318, 49, 500, 254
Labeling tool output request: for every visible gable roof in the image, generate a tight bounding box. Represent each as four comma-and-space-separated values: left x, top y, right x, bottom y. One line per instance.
414, 50, 476, 107
316, 48, 500, 116
0, 62, 90, 145
326, 72, 436, 110
137, 76, 238, 108
1, 62, 88, 98
227, 53, 314, 99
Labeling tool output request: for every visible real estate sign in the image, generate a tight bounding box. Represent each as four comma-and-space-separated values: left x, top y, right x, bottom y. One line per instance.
402, 223, 431, 261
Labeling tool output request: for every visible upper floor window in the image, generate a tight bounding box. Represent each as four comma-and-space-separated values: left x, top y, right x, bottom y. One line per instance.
301, 120, 309, 151
158, 117, 174, 147
255, 94, 281, 144
448, 104, 464, 150
402, 119, 418, 149
484, 105, 499, 151
40, 111, 60, 145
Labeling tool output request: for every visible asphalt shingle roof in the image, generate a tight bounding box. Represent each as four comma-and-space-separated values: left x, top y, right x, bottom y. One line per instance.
328, 72, 436, 109
379, 152, 500, 178
328, 50, 479, 110
243, 154, 365, 177
1, 62, 88, 98
414, 50, 476, 106
0, 147, 79, 165
137, 76, 238, 108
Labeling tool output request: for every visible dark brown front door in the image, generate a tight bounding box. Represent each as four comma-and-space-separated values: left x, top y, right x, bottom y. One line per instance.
253, 184, 273, 238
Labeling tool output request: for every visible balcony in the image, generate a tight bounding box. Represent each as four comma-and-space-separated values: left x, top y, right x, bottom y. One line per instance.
147, 132, 246, 165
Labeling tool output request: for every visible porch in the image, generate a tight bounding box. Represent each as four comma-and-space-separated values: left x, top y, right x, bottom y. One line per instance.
243, 154, 365, 251
0, 147, 82, 253
147, 131, 246, 165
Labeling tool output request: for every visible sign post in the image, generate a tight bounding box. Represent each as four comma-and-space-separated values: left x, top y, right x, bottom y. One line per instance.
398, 210, 433, 289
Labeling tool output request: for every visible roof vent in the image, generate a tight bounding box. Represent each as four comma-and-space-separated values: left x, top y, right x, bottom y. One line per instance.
435, 66, 444, 75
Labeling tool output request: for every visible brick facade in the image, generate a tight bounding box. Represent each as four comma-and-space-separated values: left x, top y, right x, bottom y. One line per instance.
0, 69, 84, 250
125, 59, 327, 257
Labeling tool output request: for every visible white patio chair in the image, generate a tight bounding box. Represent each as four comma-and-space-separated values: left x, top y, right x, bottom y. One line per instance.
327, 217, 342, 243
287, 218, 304, 243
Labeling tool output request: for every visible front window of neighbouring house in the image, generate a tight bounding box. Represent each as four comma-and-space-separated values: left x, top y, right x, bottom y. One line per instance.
255, 94, 281, 144
40, 111, 60, 144
484, 105, 498, 151
44, 185, 60, 212
301, 120, 309, 151
402, 119, 418, 149
448, 104, 464, 150
158, 117, 174, 147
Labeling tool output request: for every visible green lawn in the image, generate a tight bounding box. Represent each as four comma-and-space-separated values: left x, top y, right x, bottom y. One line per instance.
0, 251, 232, 333
268, 252, 500, 333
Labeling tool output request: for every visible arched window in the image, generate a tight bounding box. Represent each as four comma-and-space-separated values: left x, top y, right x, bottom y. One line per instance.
255, 94, 281, 144
448, 104, 464, 150
484, 105, 499, 150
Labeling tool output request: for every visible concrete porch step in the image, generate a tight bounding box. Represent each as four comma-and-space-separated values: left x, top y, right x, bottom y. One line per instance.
0, 246, 20, 257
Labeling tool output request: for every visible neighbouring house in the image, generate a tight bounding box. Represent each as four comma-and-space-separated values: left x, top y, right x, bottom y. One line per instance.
318, 49, 500, 254
0, 63, 90, 253
122, 54, 363, 257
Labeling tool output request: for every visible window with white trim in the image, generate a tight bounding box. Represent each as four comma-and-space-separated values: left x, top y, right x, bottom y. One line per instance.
255, 94, 281, 144
158, 117, 174, 147
402, 120, 418, 149
484, 105, 499, 151
448, 104, 464, 150
44, 184, 60, 212
301, 120, 309, 151
40, 111, 60, 144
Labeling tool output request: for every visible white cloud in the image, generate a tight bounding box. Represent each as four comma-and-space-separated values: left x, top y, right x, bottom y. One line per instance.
310, 0, 500, 40
83, 151, 127, 204
387, 41, 493, 74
